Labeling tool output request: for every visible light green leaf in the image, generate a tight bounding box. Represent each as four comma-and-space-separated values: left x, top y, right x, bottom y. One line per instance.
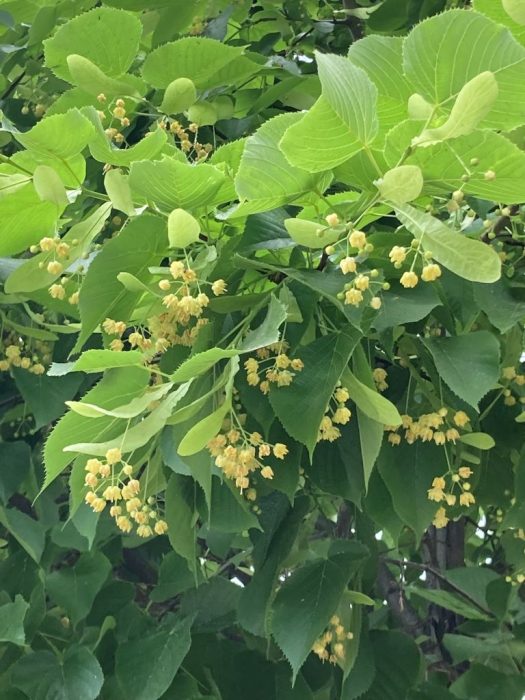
240, 295, 288, 352
54, 349, 144, 374
0, 595, 28, 646
43, 366, 150, 489
0, 185, 58, 256
459, 432, 496, 450
168, 208, 200, 248
269, 327, 361, 457
73, 213, 167, 352
46, 552, 111, 626
403, 9, 525, 131
14, 109, 94, 160
64, 384, 190, 456
66, 382, 173, 419
271, 544, 368, 681
105, 169, 135, 216
424, 332, 501, 408
12, 647, 103, 700
115, 615, 192, 700
407, 93, 434, 120
129, 158, 225, 212
342, 370, 401, 426
377, 165, 423, 203
171, 348, 239, 383
5, 202, 112, 293
284, 218, 340, 249
233, 113, 330, 216
395, 203, 501, 283
33, 164, 68, 207
142, 36, 245, 89
503, 0, 525, 25
410, 587, 491, 621
413, 72, 499, 146
473, 0, 525, 46
280, 52, 377, 171
66, 54, 141, 98
177, 398, 231, 457
161, 77, 197, 114
44, 6, 142, 81
82, 107, 167, 167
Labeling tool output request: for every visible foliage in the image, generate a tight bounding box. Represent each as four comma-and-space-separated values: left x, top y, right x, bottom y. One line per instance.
0, 0, 524, 698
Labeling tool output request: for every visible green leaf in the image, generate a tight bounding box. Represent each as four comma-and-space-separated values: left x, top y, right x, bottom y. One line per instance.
82, 107, 167, 167
46, 552, 111, 626
168, 208, 200, 248
403, 9, 525, 131
360, 630, 420, 700
177, 397, 231, 457
64, 384, 189, 456
32, 164, 68, 206
43, 366, 150, 489
12, 369, 84, 429
372, 282, 441, 332
269, 327, 361, 457
233, 113, 330, 216
459, 432, 496, 450
377, 165, 423, 203
395, 203, 501, 283
410, 587, 491, 621
65, 382, 173, 419
142, 36, 246, 89
240, 295, 288, 352
284, 218, 340, 249
115, 614, 192, 700
73, 213, 167, 352
271, 543, 368, 681
378, 441, 448, 539
0, 595, 28, 646
424, 332, 500, 408
503, 0, 525, 26
0, 507, 45, 563
14, 109, 95, 160
473, 0, 525, 46
0, 442, 31, 505
129, 158, 225, 212
280, 52, 378, 171
104, 169, 135, 216
66, 54, 142, 98
161, 77, 197, 114
164, 474, 198, 572
44, 6, 142, 81
0, 185, 58, 256
5, 202, 112, 293
342, 369, 401, 426
473, 279, 525, 332
171, 347, 239, 383
11, 647, 103, 700
413, 72, 499, 146
55, 349, 144, 374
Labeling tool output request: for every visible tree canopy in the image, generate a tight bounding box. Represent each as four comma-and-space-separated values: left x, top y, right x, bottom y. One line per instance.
0, 1, 525, 698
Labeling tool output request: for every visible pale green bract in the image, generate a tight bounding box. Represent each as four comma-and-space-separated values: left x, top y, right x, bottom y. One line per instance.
376, 165, 424, 203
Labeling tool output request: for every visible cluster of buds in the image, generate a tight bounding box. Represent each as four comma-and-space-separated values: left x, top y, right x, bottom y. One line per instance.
98, 96, 129, 143
48, 277, 79, 305
244, 342, 303, 394
501, 366, 525, 407
337, 262, 382, 310
207, 424, 288, 491
385, 408, 469, 447
167, 120, 213, 159
427, 466, 476, 528
389, 240, 442, 289
84, 448, 168, 537
0, 336, 51, 375
318, 385, 352, 442
373, 367, 388, 392
312, 614, 353, 664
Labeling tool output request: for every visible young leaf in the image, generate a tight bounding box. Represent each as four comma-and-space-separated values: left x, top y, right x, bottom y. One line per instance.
284, 218, 340, 249
168, 208, 201, 248
503, 0, 525, 25
171, 347, 239, 383
377, 165, 423, 203
341, 369, 401, 426
32, 164, 68, 207
104, 169, 135, 216
395, 203, 501, 283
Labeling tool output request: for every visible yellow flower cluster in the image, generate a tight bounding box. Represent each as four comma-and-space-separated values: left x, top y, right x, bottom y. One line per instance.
385, 409, 468, 446
100, 97, 129, 143
168, 119, 213, 160
318, 385, 352, 443
207, 425, 288, 491
244, 342, 304, 394
428, 467, 476, 528
48, 278, 80, 305
312, 615, 354, 664
0, 338, 49, 375
388, 242, 442, 289
373, 367, 388, 392
84, 448, 168, 537
501, 366, 525, 407
339, 269, 382, 310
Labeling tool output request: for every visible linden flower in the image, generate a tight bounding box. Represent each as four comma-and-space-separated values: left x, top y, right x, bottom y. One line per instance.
348, 229, 366, 249
261, 465, 274, 479
458, 466, 473, 479
339, 257, 357, 275
370, 296, 382, 310
211, 279, 227, 296
47, 260, 63, 275
85, 458, 102, 475
388, 246, 407, 265
39, 236, 56, 251
105, 447, 122, 465
400, 271, 418, 288
388, 432, 401, 445
421, 263, 442, 282
110, 339, 124, 352
154, 520, 168, 535
49, 283, 65, 300
170, 261, 185, 279
345, 288, 363, 306
459, 492, 475, 507
433, 507, 449, 529
325, 212, 340, 227
502, 366, 517, 380
68, 291, 79, 305
354, 274, 370, 291
31, 363, 45, 375
333, 407, 351, 425
453, 410, 469, 427
273, 443, 288, 459
158, 279, 171, 291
